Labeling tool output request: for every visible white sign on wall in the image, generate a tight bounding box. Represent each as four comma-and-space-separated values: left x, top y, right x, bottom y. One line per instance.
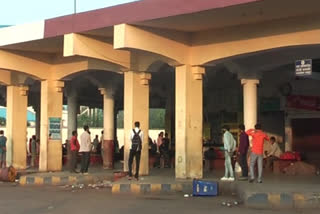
295, 59, 312, 76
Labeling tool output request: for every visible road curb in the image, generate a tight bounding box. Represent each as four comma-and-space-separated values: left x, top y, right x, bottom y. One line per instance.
243, 192, 320, 209
19, 175, 320, 209
112, 183, 192, 194
19, 175, 100, 186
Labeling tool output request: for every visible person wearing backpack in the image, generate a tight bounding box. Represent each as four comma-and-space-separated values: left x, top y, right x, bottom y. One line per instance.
221, 125, 236, 181
128, 121, 143, 180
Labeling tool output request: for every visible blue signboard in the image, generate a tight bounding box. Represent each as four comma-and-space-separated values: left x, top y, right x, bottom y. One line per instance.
295, 59, 312, 76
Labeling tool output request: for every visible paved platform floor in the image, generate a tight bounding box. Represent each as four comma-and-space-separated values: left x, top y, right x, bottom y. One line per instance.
16, 164, 320, 208
2, 183, 319, 214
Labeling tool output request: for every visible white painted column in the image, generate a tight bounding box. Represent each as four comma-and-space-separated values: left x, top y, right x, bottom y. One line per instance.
241, 79, 259, 130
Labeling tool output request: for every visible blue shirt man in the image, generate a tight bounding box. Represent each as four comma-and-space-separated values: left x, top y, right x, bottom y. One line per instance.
0, 130, 7, 168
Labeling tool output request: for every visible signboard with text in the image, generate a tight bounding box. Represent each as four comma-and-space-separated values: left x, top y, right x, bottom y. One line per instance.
287, 95, 320, 111
295, 59, 312, 76
49, 117, 62, 140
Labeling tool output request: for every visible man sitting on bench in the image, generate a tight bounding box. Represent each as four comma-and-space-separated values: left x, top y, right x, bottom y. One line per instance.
265, 136, 283, 171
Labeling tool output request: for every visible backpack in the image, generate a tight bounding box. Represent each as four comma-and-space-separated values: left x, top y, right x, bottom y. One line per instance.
160, 138, 169, 152
150, 143, 157, 154
131, 129, 142, 151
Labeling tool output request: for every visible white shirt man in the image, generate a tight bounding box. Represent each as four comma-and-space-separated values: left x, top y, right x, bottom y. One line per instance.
79, 130, 91, 152
79, 126, 91, 174
267, 140, 283, 158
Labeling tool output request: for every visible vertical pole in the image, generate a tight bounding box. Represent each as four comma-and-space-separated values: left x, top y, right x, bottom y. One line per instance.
241, 79, 259, 130
123, 71, 150, 175
39, 80, 64, 172
6, 85, 28, 169
74, 0, 77, 14
175, 65, 204, 179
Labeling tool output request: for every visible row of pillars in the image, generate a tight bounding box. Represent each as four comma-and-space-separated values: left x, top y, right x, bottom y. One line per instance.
5, 80, 64, 171
5, 78, 116, 172
4, 69, 259, 179
122, 67, 260, 179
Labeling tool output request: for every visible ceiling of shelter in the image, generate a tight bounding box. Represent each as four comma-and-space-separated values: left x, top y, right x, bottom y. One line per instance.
82, 27, 114, 38
135, 0, 320, 32
0, 0, 319, 57
1, 37, 63, 54
231, 45, 320, 73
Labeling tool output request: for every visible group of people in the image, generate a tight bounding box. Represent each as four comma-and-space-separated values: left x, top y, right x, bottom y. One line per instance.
28, 135, 40, 167
148, 131, 173, 168
1, 121, 283, 184
69, 125, 91, 174
68, 126, 121, 174
69, 125, 108, 174
126, 122, 175, 181
222, 124, 282, 183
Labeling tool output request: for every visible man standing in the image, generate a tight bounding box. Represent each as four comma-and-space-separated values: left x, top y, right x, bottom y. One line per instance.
69, 130, 80, 173
246, 124, 269, 183
161, 133, 170, 168
221, 125, 236, 181
79, 125, 91, 174
100, 130, 104, 165
265, 136, 283, 171
30, 135, 37, 167
128, 121, 143, 181
0, 130, 7, 168
238, 124, 250, 180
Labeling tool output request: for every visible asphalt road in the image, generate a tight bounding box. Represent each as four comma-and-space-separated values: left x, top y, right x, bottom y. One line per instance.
0, 183, 317, 214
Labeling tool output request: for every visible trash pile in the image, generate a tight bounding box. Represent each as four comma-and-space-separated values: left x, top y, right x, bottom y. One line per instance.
0, 166, 17, 182
221, 201, 241, 208
63, 180, 113, 191
283, 161, 316, 176
87, 180, 113, 189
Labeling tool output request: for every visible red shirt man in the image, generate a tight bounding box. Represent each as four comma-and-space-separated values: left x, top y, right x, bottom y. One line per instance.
246, 128, 269, 155
70, 135, 80, 151
70, 131, 80, 173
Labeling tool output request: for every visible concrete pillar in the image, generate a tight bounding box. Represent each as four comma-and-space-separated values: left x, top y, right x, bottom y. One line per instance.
175, 65, 204, 179
6, 85, 28, 169
35, 103, 40, 140
123, 71, 150, 175
284, 116, 293, 152
241, 79, 260, 130
39, 80, 64, 172
99, 88, 115, 169
165, 94, 172, 138
67, 91, 78, 140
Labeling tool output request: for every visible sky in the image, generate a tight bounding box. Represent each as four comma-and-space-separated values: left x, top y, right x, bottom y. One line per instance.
0, 0, 138, 25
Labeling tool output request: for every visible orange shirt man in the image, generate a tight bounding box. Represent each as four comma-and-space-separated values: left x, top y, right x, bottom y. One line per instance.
246, 129, 269, 155
246, 124, 269, 183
